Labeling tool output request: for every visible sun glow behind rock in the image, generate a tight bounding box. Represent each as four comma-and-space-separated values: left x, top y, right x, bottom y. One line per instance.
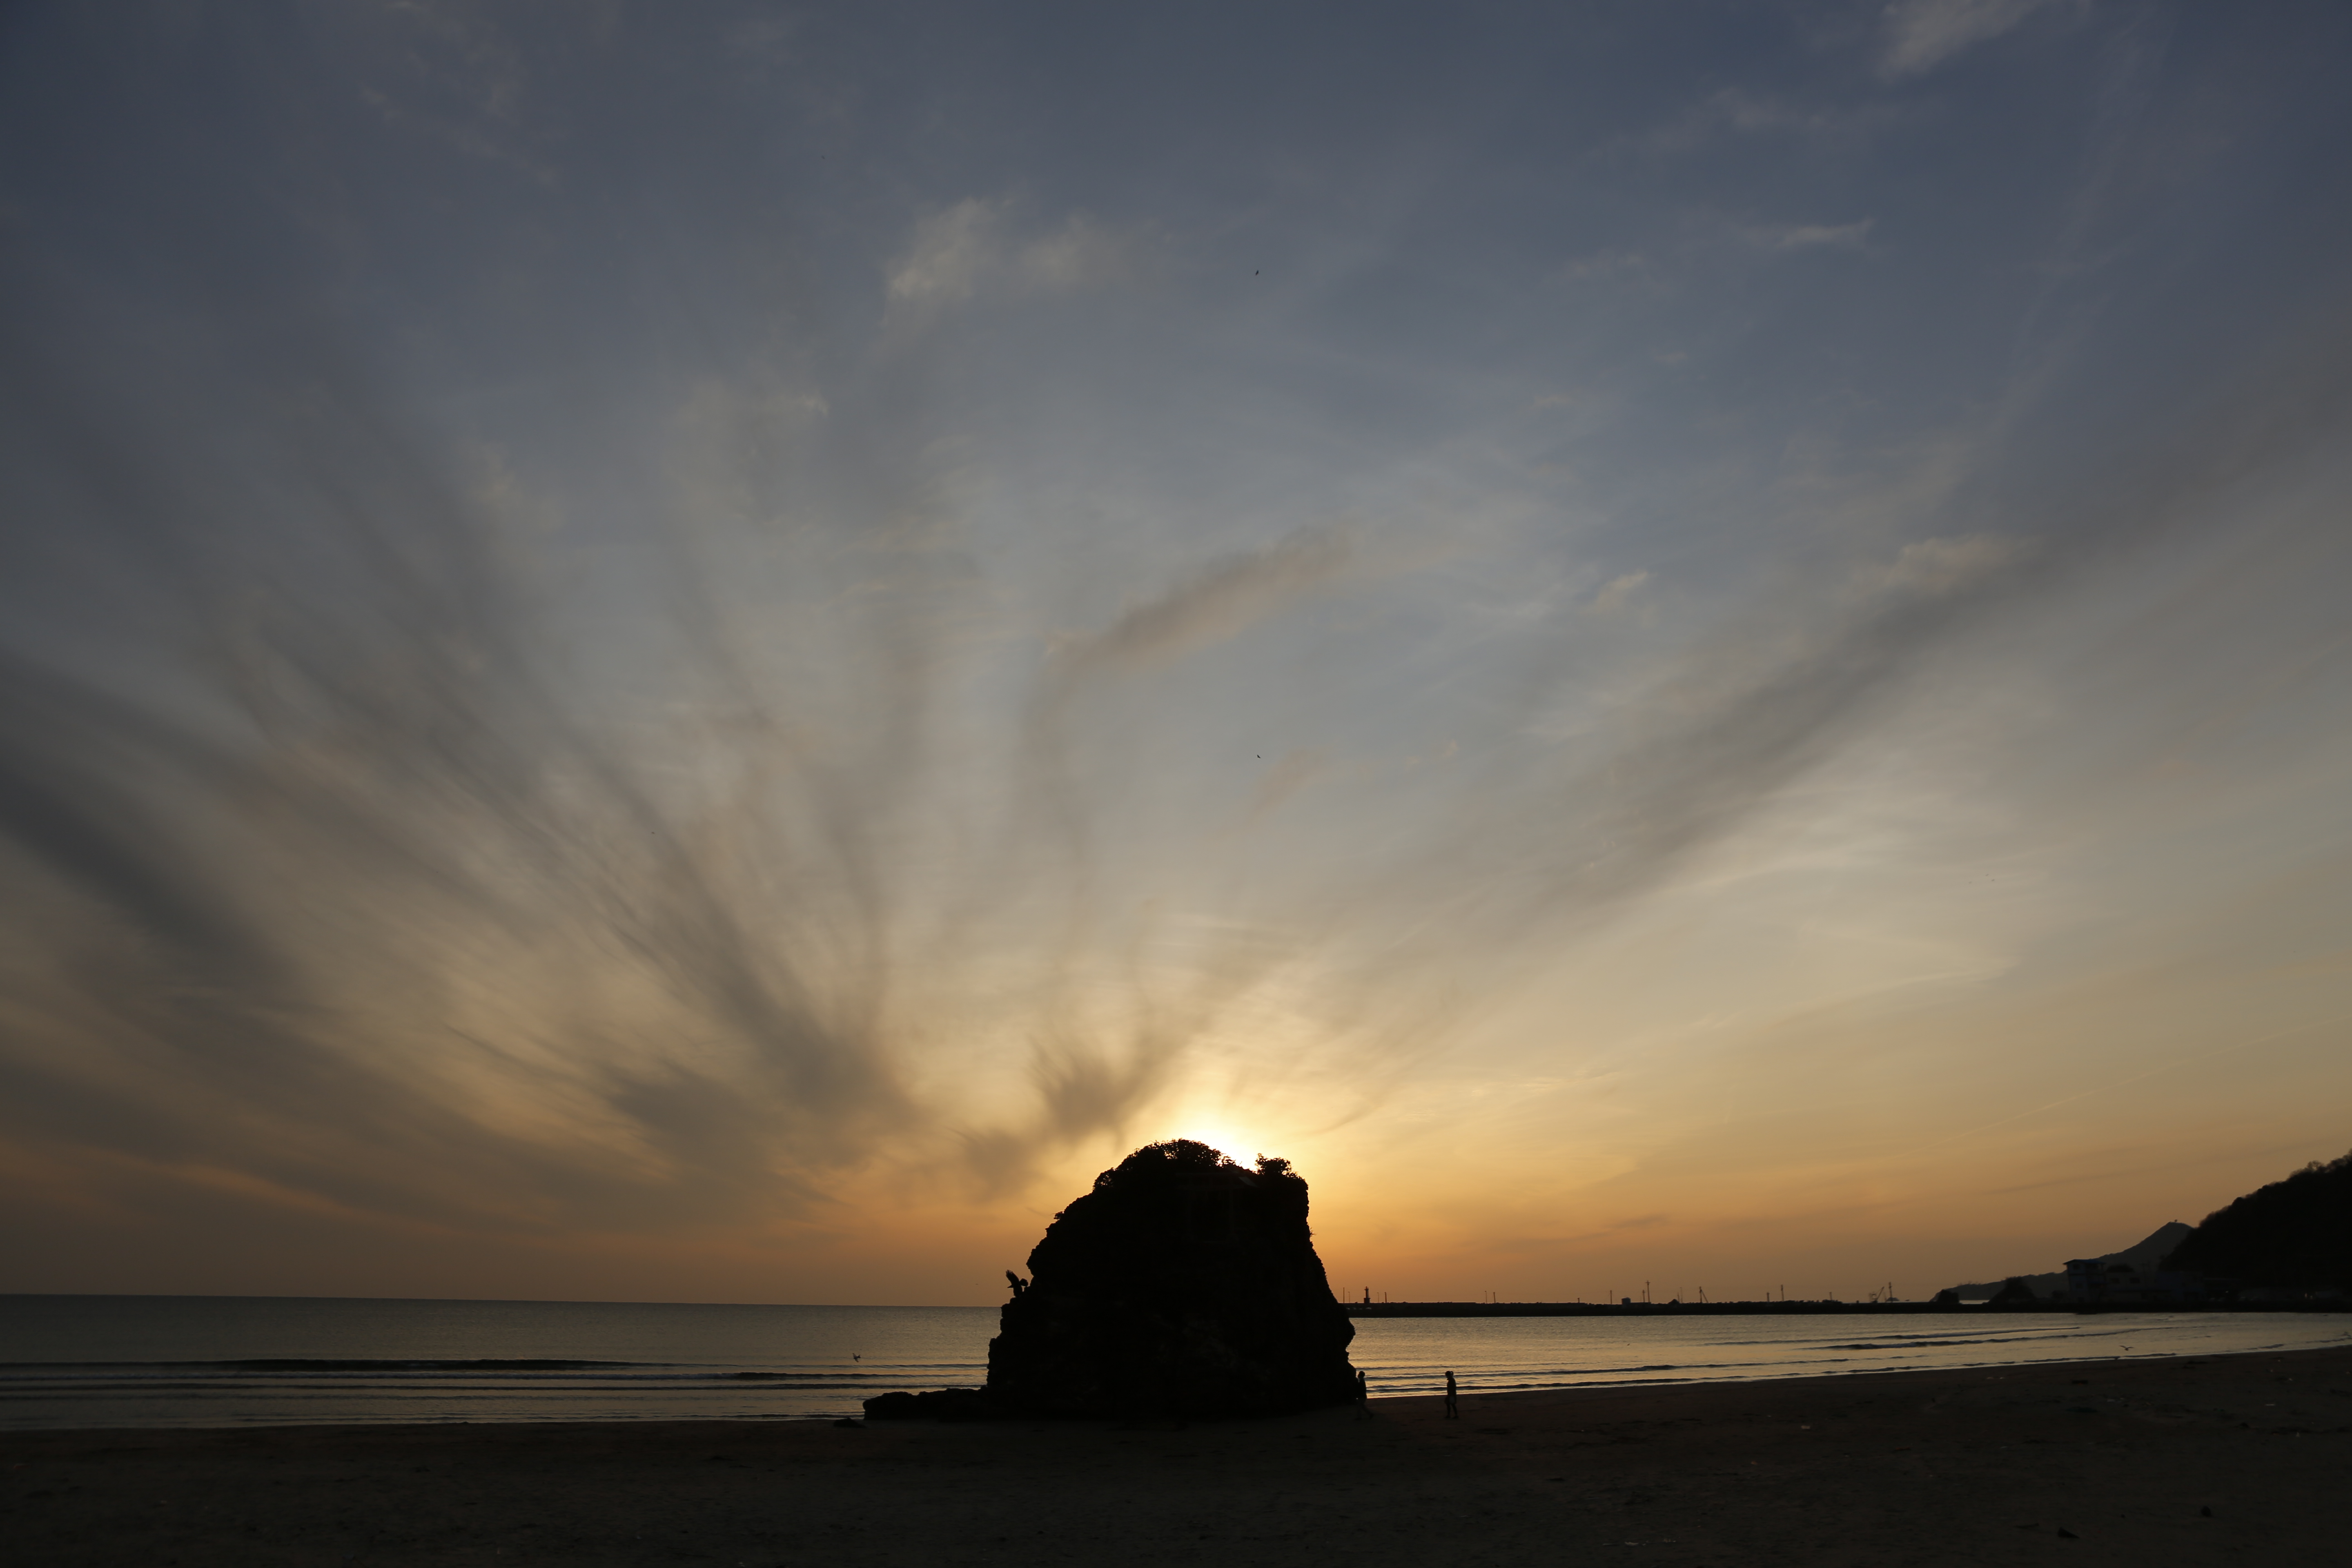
1155, 1125, 1256, 1168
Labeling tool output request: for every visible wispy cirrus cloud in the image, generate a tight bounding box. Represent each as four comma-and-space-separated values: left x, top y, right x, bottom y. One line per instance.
1047, 528, 1354, 676
886, 200, 1157, 322
1743, 218, 1875, 252
1880, 0, 2067, 78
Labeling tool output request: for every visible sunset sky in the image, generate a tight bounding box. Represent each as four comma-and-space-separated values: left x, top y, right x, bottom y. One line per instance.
4, 1, 2350, 1307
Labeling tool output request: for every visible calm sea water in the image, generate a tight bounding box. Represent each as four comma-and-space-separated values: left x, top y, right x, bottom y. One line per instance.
2, 1295, 2343, 1432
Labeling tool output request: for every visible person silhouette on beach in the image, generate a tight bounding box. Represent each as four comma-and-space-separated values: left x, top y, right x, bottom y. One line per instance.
1443, 1370, 1459, 1419
1355, 1369, 1370, 1419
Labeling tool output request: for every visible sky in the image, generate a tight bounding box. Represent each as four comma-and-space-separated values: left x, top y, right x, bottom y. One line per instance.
3, 0, 2350, 1306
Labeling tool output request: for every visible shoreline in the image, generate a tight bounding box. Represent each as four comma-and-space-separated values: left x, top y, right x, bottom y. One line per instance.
8, 1343, 2349, 1564
11, 1338, 2348, 1436
10, 1336, 2347, 1439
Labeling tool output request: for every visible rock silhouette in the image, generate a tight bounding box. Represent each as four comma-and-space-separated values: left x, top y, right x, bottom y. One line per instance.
1987, 1276, 2040, 1308
984, 1139, 1359, 1417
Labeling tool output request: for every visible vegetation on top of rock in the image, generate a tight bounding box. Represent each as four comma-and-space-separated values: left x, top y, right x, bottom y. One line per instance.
1082, 1138, 1303, 1196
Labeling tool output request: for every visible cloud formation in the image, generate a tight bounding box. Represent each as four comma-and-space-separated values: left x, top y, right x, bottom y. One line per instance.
1049, 529, 1355, 675
3, 2, 2350, 1303
1881, 0, 2065, 77
1744, 219, 1875, 252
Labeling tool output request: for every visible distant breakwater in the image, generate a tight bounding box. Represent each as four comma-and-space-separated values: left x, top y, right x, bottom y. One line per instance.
1345, 1300, 2352, 1318
1350, 1301, 1945, 1318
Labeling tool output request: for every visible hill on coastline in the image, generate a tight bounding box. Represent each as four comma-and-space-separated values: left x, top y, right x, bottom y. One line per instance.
1939, 1221, 2191, 1303
1941, 1146, 2352, 1301
2160, 1149, 2352, 1293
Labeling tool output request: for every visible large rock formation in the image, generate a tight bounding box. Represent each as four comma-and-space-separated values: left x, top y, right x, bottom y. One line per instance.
984, 1139, 1359, 1417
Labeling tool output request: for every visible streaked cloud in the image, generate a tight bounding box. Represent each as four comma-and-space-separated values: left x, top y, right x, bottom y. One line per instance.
887, 198, 1002, 306
889, 200, 1154, 318
1049, 529, 1354, 675
1872, 0, 2060, 78
2, 1, 2348, 1305
1881, 0, 2065, 78
1743, 219, 1876, 252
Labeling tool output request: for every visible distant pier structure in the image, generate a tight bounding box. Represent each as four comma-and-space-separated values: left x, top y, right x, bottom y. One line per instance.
1343, 1297, 2334, 1317
1347, 1298, 1949, 1318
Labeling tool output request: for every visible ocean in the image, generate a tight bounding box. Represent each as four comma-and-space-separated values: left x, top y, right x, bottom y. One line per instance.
2, 1294, 2344, 1432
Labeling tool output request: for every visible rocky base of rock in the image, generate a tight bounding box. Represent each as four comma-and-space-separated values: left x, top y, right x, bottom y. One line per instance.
861, 1388, 995, 1421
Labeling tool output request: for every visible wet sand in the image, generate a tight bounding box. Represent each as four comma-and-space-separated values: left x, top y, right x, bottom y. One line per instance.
7, 1343, 2349, 1566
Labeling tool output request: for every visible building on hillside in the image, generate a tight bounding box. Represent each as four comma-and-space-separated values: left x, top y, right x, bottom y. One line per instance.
2063, 1258, 2210, 1305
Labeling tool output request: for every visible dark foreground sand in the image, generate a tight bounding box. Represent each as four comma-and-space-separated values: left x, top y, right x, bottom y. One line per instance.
7, 1345, 2350, 1566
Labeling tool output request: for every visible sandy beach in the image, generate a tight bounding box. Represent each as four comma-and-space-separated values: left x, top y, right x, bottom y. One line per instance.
7, 1343, 2348, 1566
